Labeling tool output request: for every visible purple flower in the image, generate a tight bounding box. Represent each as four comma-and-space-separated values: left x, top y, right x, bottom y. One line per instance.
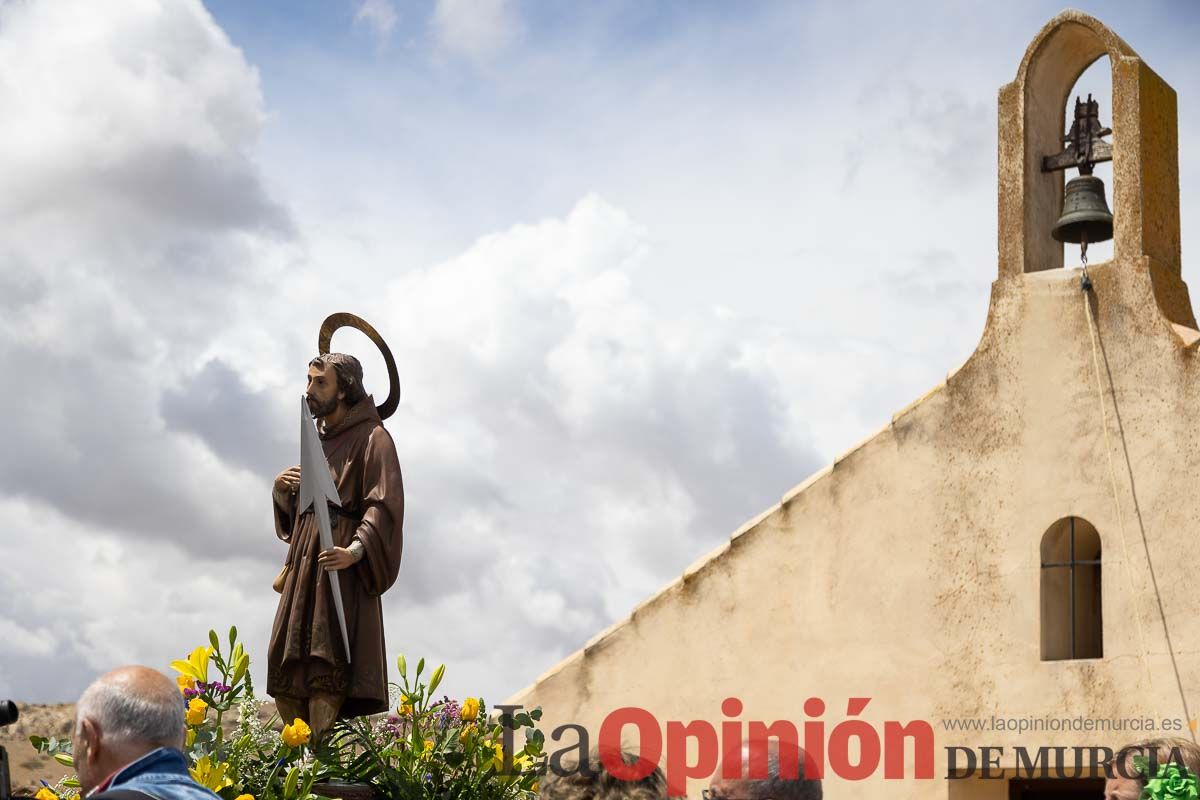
431, 696, 462, 731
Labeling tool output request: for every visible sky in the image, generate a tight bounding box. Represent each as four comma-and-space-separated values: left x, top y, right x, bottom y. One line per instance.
0, 0, 1198, 707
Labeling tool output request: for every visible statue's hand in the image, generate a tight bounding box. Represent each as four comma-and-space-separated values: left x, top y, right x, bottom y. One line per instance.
274, 465, 301, 495
318, 547, 356, 571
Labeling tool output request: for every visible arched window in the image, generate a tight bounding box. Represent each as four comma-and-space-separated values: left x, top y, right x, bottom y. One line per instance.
1041, 517, 1102, 660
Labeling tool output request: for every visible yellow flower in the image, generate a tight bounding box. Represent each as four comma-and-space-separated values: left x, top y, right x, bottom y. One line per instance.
460, 697, 480, 721
398, 702, 414, 716
459, 723, 476, 744
176, 674, 194, 695
490, 744, 530, 775
185, 698, 208, 727
530, 781, 539, 794
189, 755, 233, 791
234, 795, 255, 800
35, 789, 58, 800
281, 717, 311, 748
185, 728, 196, 748
170, 645, 212, 685
420, 738, 434, 759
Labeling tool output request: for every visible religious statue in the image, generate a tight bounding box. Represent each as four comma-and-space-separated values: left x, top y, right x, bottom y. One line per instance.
267, 313, 405, 739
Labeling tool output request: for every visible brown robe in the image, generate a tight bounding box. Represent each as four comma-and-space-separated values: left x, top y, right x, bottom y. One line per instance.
267, 397, 404, 718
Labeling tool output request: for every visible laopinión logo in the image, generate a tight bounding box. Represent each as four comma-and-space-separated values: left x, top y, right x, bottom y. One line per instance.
498, 699, 1194, 791
496, 697, 935, 794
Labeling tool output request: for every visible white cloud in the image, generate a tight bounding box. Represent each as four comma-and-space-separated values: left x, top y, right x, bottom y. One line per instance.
354, 194, 816, 698
0, 0, 282, 233
0, 0, 293, 568
0, 0, 815, 705
430, 0, 521, 62
0, 496, 273, 700
0, 618, 56, 658
354, 0, 399, 41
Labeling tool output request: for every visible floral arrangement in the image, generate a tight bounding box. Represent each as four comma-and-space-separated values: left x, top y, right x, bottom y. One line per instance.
315, 655, 545, 800
29, 628, 545, 800
1135, 755, 1200, 800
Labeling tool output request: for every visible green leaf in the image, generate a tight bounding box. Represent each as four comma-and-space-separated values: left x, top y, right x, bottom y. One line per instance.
284, 765, 300, 799
530, 708, 542, 721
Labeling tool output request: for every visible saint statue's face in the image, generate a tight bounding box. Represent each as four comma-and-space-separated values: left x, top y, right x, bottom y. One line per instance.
306, 363, 342, 418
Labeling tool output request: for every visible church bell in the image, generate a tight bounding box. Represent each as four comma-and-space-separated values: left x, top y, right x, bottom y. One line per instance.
1043, 93, 1115, 250
1051, 174, 1113, 245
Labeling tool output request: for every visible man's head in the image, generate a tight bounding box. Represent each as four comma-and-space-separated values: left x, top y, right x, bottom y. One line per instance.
1105, 738, 1200, 800
707, 741, 822, 800
539, 749, 668, 800
73, 666, 184, 795
306, 353, 366, 419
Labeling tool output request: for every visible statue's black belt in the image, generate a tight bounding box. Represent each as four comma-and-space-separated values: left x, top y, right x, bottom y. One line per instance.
300, 501, 357, 521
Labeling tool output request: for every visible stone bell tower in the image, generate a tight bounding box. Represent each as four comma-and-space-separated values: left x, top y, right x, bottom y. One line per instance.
998, 9, 1194, 332
511, 11, 1200, 799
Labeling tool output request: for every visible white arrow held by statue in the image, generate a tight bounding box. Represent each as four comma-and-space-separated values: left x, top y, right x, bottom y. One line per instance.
298, 395, 353, 663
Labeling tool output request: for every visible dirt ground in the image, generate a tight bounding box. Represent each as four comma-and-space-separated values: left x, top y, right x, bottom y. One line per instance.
1, 703, 76, 794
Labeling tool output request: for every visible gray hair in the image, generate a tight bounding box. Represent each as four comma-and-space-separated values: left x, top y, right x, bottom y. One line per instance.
732, 745, 822, 800
76, 674, 184, 748
540, 749, 669, 800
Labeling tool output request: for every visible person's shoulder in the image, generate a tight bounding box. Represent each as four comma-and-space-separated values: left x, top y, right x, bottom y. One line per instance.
366, 421, 398, 450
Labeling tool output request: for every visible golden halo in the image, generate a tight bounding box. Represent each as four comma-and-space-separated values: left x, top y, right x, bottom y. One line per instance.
318, 312, 400, 421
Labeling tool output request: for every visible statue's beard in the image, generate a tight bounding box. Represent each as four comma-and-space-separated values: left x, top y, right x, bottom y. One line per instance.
306, 394, 338, 418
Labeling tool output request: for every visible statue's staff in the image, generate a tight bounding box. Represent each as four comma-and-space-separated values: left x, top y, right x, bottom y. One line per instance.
298, 312, 401, 664
299, 395, 353, 663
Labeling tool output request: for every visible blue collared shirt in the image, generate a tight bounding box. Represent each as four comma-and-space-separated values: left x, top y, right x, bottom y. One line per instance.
94, 747, 220, 800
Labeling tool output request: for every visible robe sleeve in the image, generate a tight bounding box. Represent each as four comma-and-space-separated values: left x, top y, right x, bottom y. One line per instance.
273, 478, 299, 543
353, 425, 404, 596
